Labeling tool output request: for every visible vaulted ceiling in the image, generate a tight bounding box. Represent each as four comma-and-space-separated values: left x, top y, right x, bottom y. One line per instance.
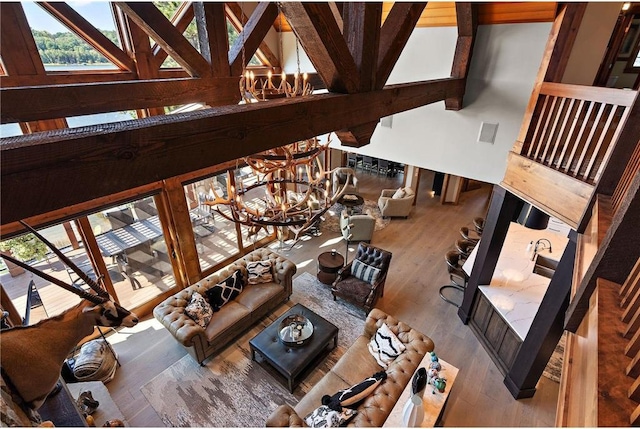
0, 2, 556, 226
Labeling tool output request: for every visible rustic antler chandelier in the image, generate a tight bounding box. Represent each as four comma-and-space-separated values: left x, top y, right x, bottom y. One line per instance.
239, 3, 313, 103
239, 69, 312, 102
205, 136, 351, 241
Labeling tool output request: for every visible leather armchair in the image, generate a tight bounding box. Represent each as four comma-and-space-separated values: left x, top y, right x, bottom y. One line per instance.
332, 167, 359, 195
331, 243, 392, 313
340, 210, 374, 243
378, 187, 415, 218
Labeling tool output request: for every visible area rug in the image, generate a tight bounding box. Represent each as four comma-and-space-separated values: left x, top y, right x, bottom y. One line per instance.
542, 332, 566, 383
140, 272, 364, 427
321, 200, 390, 234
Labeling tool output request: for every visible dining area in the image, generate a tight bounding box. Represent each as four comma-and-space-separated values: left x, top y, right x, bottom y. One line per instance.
345, 153, 405, 177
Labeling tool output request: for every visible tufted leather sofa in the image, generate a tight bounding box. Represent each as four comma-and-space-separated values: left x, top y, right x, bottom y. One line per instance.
153, 248, 296, 364
266, 308, 434, 427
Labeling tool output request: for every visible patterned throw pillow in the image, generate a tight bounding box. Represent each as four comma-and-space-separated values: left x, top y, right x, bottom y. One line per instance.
351, 259, 381, 285
368, 322, 406, 369
246, 260, 273, 284
184, 292, 213, 328
304, 405, 357, 428
205, 269, 244, 311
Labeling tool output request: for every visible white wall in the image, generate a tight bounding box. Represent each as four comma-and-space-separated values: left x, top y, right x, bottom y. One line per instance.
356, 24, 551, 185
283, 23, 551, 184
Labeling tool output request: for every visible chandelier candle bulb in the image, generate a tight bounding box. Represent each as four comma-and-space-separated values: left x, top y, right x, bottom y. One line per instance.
280, 72, 287, 91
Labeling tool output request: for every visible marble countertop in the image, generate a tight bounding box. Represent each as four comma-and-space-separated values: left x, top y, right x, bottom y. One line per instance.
462, 222, 569, 340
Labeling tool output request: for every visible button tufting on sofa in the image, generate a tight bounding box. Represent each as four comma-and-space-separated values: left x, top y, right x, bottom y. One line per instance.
266, 308, 434, 427
153, 248, 296, 365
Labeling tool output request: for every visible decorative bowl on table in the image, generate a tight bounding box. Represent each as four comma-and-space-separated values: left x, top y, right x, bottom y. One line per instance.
278, 314, 314, 347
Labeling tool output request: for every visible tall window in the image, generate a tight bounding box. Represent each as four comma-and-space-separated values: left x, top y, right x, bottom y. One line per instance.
86, 197, 174, 310
1, 224, 85, 325
184, 172, 241, 271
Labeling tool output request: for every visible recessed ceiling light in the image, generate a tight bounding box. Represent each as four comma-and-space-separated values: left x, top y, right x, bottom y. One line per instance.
622, 3, 631, 11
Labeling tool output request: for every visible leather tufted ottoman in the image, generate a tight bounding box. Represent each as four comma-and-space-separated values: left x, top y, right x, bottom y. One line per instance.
266, 308, 434, 427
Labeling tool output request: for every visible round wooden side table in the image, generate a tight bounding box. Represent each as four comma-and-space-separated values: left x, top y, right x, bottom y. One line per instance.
317, 251, 344, 285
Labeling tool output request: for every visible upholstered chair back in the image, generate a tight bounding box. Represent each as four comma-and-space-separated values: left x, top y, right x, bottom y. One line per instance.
332, 167, 359, 194
355, 243, 392, 275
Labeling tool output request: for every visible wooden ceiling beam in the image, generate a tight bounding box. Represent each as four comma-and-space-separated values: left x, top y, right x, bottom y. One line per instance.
226, 2, 280, 68
377, 2, 428, 89
280, 2, 360, 93
335, 121, 380, 148
343, 2, 382, 91
0, 3, 46, 76
38, 2, 136, 72
194, 2, 230, 78
122, 13, 165, 116
1, 77, 465, 223
0, 3, 70, 134
445, 2, 478, 110
152, 2, 194, 66
1, 77, 240, 123
0, 72, 136, 87
117, 2, 212, 78
336, 3, 383, 147
228, 2, 279, 76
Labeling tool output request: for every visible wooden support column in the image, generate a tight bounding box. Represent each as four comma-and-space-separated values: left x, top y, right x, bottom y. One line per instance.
404, 165, 421, 205
440, 174, 464, 205
159, 177, 200, 286
63, 221, 80, 250
504, 231, 576, 399
75, 217, 118, 301
458, 185, 521, 323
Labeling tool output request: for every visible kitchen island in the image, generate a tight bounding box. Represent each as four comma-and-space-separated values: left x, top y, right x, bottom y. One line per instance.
463, 221, 569, 341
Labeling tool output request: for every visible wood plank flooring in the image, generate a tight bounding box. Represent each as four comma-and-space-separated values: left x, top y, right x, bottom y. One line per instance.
105, 170, 559, 427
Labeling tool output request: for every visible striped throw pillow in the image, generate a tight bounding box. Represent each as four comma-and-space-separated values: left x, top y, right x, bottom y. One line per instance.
247, 260, 273, 284
351, 259, 381, 284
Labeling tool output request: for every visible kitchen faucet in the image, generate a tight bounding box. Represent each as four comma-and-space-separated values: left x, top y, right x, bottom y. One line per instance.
531, 238, 552, 261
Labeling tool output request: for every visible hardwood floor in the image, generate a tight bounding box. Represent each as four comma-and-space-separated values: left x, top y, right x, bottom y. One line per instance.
105, 169, 559, 427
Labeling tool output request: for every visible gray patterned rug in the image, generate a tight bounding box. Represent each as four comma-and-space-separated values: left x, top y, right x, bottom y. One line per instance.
321, 200, 390, 233
140, 272, 365, 427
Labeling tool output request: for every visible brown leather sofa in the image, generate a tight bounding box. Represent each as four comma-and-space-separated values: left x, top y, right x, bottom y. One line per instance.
266, 309, 434, 427
153, 248, 297, 364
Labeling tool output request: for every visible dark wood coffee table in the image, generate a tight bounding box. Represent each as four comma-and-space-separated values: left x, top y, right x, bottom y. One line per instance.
317, 251, 344, 284
249, 303, 338, 392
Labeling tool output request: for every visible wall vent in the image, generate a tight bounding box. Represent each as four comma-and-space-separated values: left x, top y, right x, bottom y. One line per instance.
478, 122, 498, 144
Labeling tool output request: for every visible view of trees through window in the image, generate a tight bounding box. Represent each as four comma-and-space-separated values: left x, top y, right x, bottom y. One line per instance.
33, 29, 119, 65
24, 2, 262, 68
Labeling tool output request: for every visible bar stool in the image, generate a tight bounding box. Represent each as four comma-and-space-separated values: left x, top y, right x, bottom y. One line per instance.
439, 250, 469, 308
455, 238, 476, 260
459, 226, 480, 244
473, 217, 485, 235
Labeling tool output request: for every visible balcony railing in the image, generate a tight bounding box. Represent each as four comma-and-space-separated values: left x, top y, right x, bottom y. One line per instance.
520, 83, 636, 185
503, 83, 637, 228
